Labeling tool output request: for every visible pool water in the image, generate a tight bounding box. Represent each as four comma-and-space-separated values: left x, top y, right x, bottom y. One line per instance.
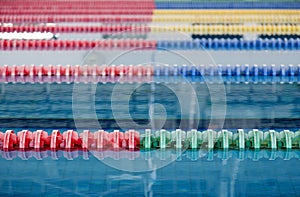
0, 80, 299, 129
0, 149, 299, 196
0, 79, 300, 196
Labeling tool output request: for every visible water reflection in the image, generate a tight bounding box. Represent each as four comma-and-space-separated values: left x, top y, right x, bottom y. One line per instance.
0, 149, 299, 196
1, 149, 299, 161
0, 81, 299, 129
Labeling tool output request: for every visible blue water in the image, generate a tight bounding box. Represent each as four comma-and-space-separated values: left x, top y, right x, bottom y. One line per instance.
0, 79, 300, 196
0, 149, 299, 196
0, 80, 299, 129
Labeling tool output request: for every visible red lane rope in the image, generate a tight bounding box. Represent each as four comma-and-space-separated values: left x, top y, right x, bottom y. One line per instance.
0, 0, 153, 4
0, 4, 155, 9
0, 15, 152, 23
0, 76, 155, 84
1, 130, 140, 150
0, 40, 157, 50
0, 65, 155, 77
0, 9, 154, 15
0, 0, 154, 6
0, 0, 156, 15
0, 25, 151, 33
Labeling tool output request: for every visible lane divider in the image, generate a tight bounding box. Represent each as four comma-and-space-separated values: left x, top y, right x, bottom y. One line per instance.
0, 64, 299, 77
150, 24, 300, 35
0, 0, 154, 6
1, 24, 299, 34
1, 14, 298, 23
0, 65, 154, 77
0, 15, 153, 23
0, 39, 156, 50
1, 9, 299, 15
1, 75, 299, 84
0, 4, 155, 10
154, 10, 300, 15
0, 129, 299, 151
1, 38, 300, 50
2, 2, 298, 12
155, 2, 300, 9
152, 14, 300, 24
1, 129, 141, 150
157, 38, 300, 50
0, 9, 154, 15
0, 76, 154, 84
0, 25, 151, 33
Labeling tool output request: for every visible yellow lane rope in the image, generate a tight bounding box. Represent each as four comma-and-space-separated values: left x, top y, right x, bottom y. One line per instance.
150, 24, 300, 34
152, 15, 300, 24
154, 9, 300, 15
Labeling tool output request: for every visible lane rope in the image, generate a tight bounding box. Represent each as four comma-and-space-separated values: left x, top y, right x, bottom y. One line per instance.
1, 24, 300, 34
0, 64, 299, 77
0, 129, 299, 150
1, 38, 300, 50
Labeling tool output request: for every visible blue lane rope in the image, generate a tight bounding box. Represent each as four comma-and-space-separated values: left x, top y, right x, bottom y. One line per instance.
0, 75, 299, 83
157, 38, 300, 50
155, 2, 300, 9
153, 64, 300, 77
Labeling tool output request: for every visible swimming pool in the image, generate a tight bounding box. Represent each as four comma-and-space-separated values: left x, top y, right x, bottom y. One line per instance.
1, 0, 300, 196
0, 80, 299, 196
